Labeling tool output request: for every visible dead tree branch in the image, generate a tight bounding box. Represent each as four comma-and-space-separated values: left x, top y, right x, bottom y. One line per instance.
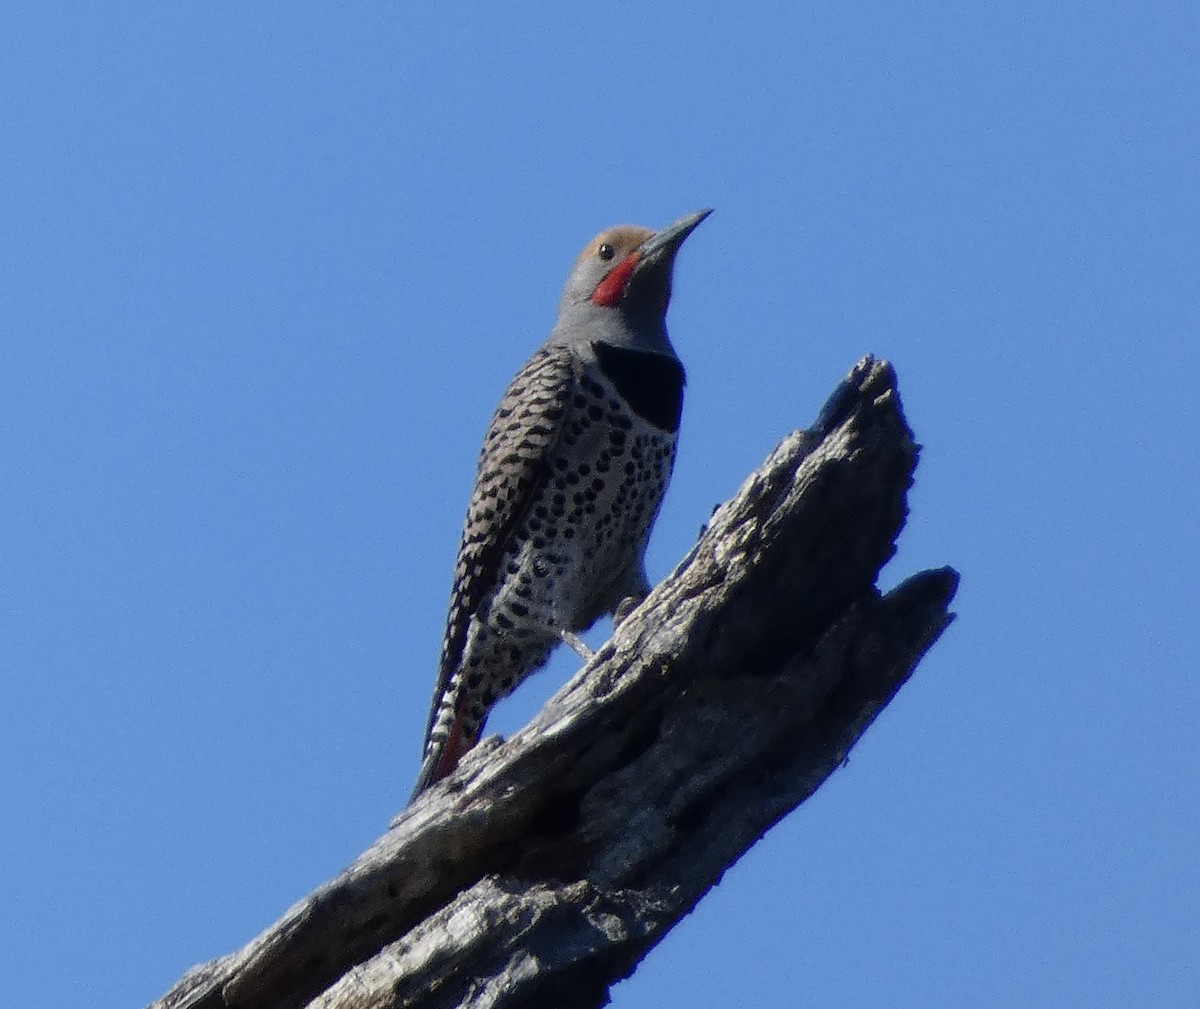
151, 356, 958, 1009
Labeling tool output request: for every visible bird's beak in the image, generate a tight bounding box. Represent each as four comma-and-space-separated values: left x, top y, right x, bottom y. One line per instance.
636, 208, 713, 267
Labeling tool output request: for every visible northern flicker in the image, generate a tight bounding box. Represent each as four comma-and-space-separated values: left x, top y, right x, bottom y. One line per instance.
411, 209, 711, 798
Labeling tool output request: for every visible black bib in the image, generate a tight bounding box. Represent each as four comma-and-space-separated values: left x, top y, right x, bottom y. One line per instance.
592, 342, 686, 433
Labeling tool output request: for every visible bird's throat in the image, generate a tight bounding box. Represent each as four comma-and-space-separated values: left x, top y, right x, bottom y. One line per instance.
592, 341, 685, 432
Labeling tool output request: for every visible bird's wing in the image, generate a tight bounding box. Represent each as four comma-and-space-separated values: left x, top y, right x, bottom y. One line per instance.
420, 343, 579, 745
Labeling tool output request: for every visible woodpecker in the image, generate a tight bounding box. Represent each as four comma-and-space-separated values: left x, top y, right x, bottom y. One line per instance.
411, 209, 710, 798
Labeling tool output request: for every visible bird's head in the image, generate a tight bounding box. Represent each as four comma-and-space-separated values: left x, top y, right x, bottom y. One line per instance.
552, 209, 711, 354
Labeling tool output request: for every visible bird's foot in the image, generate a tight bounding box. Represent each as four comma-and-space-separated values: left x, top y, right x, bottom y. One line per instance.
613, 593, 645, 625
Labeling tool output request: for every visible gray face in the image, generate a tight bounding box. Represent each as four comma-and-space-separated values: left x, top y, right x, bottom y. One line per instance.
549, 212, 710, 358
557, 225, 654, 310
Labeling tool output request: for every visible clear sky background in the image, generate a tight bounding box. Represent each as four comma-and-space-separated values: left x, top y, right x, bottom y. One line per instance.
2, 4, 1196, 1007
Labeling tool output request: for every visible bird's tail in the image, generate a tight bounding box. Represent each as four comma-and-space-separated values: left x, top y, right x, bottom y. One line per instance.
409, 699, 480, 801
408, 623, 555, 802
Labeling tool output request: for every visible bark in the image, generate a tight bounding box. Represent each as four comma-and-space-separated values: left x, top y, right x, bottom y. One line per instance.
150, 356, 958, 1009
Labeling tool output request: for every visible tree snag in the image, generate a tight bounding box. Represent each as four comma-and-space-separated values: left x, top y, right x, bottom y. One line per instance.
151, 355, 959, 1009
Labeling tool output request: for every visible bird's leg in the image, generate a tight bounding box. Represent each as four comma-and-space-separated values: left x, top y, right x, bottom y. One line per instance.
558, 629, 595, 661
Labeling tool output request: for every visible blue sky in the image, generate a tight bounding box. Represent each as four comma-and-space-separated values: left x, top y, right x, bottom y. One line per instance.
2, 4, 1196, 1007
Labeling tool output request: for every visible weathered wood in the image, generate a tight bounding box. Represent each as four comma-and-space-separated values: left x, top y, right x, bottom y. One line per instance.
150, 356, 958, 1009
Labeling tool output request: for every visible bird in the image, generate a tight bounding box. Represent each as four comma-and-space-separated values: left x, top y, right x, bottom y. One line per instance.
411, 209, 711, 799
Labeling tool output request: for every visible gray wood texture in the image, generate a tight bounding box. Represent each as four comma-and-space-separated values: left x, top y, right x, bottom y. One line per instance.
150, 356, 958, 1009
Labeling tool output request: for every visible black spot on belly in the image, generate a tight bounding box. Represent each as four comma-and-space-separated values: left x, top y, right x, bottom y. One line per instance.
592, 341, 686, 432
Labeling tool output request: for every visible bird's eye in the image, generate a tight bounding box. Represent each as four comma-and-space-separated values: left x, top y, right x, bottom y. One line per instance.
598, 243, 615, 261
